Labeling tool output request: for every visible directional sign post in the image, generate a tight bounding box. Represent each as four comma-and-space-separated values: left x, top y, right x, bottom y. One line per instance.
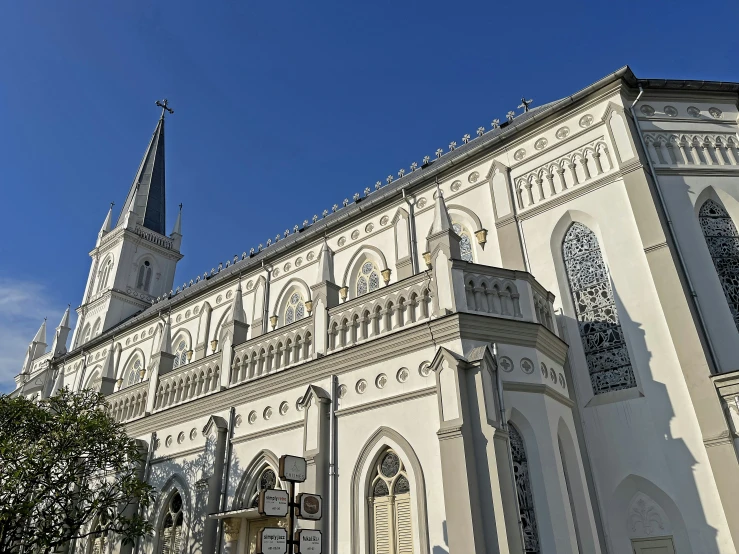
255, 455, 323, 554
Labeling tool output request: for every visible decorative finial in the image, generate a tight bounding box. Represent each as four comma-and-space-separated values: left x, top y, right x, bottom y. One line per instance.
462, 134, 470, 144
491, 119, 500, 129
518, 97, 533, 112
435, 149, 443, 158
364, 187, 371, 196
423, 155, 430, 165
398, 168, 405, 177
477, 127, 485, 137
375, 181, 382, 190
506, 111, 515, 121
386, 175, 393, 184
410, 161, 418, 171
156, 99, 174, 119
343, 198, 349, 207
109, 201, 115, 210
353, 193, 360, 201
178, 203, 183, 212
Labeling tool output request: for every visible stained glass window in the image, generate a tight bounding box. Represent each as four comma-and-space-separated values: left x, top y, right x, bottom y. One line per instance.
173, 339, 188, 369
248, 467, 283, 508
357, 261, 381, 297
452, 223, 474, 262
563, 223, 636, 395
159, 491, 183, 554
699, 200, 739, 331
370, 448, 413, 554
509, 425, 540, 553
284, 291, 306, 325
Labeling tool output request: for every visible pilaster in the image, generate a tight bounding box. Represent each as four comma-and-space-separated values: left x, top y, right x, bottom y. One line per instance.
300, 385, 331, 533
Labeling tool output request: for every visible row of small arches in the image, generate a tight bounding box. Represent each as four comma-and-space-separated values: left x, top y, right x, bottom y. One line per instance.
231, 331, 314, 383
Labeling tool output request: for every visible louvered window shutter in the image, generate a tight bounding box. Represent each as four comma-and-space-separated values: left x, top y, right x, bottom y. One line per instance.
394, 493, 413, 554
161, 528, 172, 554
373, 497, 393, 554
172, 525, 182, 553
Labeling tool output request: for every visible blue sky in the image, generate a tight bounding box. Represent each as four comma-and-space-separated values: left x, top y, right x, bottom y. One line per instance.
1, 0, 737, 390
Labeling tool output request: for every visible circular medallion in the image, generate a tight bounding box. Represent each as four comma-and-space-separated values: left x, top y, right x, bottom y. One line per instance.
186, 309, 191, 318
555, 126, 570, 139
227, 290, 234, 300
687, 106, 701, 118
295, 257, 303, 267
338, 384, 347, 398
558, 373, 566, 388
194, 306, 200, 315
514, 148, 526, 161
498, 356, 514, 372
664, 105, 678, 117
640, 105, 655, 116
296, 397, 305, 411
177, 432, 185, 444
126, 338, 131, 345
134, 334, 139, 341
263, 407, 273, 420
283, 262, 291, 272
549, 368, 557, 382
216, 295, 223, 304
165, 435, 173, 448
468, 171, 480, 183
397, 367, 409, 383
450, 180, 462, 192
419, 361, 432, 377
520, 358, 534, 374
579, 114, 594, 128
416, 198, 427, 209
376, 374, 388, 389
176, 314, 182, 323
306, 252, 315, 262
365, 223, 374, 233
534, 137, 548, 150
279, 402, 289, 416
190, 428, 198, 441
541, 362, 548, 377
351, 230, 360, 240
356, 379, 367, 394
273, 269, 280, 277
248, 411, 257, 424
380, 216, 390, 226
709, 107, 723, 119
338, 237, 346, 247
234, 414, 243, 427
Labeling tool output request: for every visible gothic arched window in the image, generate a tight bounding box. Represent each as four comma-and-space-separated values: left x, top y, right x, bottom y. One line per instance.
563, 222, 636, 395
699, 199, 739, 330
284, 292, 306, 326
159, 491, 183, 554
96, 258, 113, 293
172, 338, 188, 369
248, 466, 283, 508
356, 260, 381, 297
136, 261, 153, 292
126, 358, 143, 387
452, 222, 474, 262
91, 319, 102, 338
509, 425, 540, 554
81, 324, 92, 345
369, 449, 413, 554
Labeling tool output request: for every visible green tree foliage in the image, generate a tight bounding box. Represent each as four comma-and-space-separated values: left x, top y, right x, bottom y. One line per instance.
0, 388, 154, 553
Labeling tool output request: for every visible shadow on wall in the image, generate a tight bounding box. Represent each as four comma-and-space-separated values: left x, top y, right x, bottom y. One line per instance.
560, 274, 720, 552
146, 431, 243, 554
432, 520, 449, 554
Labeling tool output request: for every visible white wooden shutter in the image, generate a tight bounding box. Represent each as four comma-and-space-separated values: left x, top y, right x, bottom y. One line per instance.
373, 497, 393, 554
394, 494, 413, 553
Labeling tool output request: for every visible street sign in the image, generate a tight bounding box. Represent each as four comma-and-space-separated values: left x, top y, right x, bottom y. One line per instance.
295, 529, 322, 554
279, 454, 307, 483
296, 493, 322, 521
257, 527, 288, 554
258, 488, 290, 517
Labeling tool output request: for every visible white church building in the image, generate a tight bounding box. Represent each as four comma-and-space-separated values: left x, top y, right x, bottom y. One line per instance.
12, 66, 739, 554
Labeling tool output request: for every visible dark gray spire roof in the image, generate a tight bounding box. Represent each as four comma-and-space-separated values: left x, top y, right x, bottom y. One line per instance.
116, 116, 167, 235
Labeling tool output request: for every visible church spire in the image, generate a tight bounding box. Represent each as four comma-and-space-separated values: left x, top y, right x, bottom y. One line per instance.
429, 181, 453, 235
116, 99, 173, 235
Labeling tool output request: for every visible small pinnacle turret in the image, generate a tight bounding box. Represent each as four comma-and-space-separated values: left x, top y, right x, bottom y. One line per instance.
429, 182, 453, 236
52, 305, 72, 356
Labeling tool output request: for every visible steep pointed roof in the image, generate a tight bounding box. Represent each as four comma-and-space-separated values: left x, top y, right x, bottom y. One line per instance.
429, 184, 453, 235
58, 306, 71, 329
33, 319, 47, 345
100, 204, 113, 234
117, 116, 167, 235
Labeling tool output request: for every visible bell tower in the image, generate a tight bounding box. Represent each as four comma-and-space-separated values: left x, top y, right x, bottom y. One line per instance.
71, 100, 183, 349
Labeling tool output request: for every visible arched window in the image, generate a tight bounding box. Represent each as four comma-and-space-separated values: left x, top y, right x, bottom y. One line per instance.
248, 466, 283, 508
699, 199, 739, 330
356, 260, 381, 297
284, 291, 306, 325
91, 319, 102, 338
159, 491, 183, 554
172, 338, 189, 369
136, 261, 153, 292
81, 324, 92, 345
562, 222, 636, 395
452, 222, 474, 262
369, 449, 413, 554
96, 258, 113, 293
126, 358, 143, 387
509, 425, 540, 554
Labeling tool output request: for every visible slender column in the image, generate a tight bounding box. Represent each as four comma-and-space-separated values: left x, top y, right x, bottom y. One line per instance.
701, 143, 714, 165
525, 183, 534, 206
568, 163, 579, 185
535, 177, 545, 200
580, 157, 591, 180
677, 141, 690, 164
592, 152, 603, 175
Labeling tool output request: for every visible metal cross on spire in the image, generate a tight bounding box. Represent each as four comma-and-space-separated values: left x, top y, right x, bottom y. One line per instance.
518, 97, 533, 112
156, 98, 174, 119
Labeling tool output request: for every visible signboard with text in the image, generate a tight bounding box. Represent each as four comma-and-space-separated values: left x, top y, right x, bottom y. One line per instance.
258, 489, 290, 517
296, 529, 322, 554
279, 454, 307, 483
296, 493, 322, 521
257, 527, 288, 554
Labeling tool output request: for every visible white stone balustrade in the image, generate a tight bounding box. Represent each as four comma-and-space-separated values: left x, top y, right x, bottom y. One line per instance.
109, 380, 148, 423
231, 316, 314, 385
327, 272, 432, 351
153, 352, 221, 412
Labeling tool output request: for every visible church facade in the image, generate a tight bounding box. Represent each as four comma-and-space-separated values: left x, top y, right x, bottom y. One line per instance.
12, 66, 739, 554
